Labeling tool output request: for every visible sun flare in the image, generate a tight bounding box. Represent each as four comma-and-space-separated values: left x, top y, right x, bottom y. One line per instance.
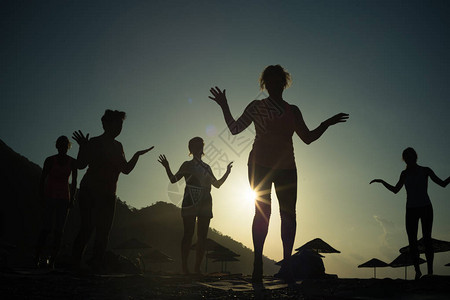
245, 188, 257, 203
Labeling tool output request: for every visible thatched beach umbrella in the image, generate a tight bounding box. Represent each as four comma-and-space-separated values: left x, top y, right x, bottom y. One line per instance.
399, 238, 450, 254
190, 238, 228, 273
358, 258, 389, 278
114, 238, 152, 272
143, 249, 173, 263
389, 252, 426, 280
206, 249, 240, 259
212, 256, 239, 273
295, 238, 341, 254
275, 249, 324, 266
114, 238, 152, 250
191, 238, 227, 252
143, 249, 173, 272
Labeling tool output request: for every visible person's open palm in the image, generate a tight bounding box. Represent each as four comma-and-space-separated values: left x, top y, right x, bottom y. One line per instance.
158, 154, 170, 169
324, 113, 349, 127
209, 87, 228, 107
136, 146, 154, 156
72, 130, 89, 146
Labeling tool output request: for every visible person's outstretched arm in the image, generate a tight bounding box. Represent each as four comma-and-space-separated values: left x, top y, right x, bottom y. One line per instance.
72, 130, 90, 169
209, 87, 253, 135
158, 155, 184, 183
212, 162, 233, 188
427, 167, 450, 188
370, 173, 405, 194
122, 146, 154, 175
292, 106, 349, 145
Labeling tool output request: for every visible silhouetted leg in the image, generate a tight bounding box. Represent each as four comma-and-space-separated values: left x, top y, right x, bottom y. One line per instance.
421, 205, 434, 275
249, 163, 272, 282
194, 216, 211, 274
274, 169, 297, 283
92, 194, 116, 268
48, 231, 62, 268
274, 169, 297, 261
406, 207, 421, 279
72, 189, 94, 266
35, 230, 50, 266
36, 198, 55, 266
181, 216, 195, 274
49, 199, 69, 268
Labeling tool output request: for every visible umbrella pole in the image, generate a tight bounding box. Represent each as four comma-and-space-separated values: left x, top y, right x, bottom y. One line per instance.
405, 266, 407, 280
374, 267, 376, 279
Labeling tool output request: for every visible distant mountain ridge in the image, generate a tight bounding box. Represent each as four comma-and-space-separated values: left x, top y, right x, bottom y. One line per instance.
0, 139, 278, 275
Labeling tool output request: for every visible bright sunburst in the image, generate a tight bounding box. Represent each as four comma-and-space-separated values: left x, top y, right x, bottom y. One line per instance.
245, 187, 257, 203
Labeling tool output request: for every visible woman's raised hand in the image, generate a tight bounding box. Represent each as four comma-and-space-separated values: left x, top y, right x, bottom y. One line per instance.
370, 179, 382, 184
136, 146, 154, 156
226, 161, 233, 173
158, 154, 170, 169
209, 87, 228, 108
323, 113, 349, 127
72, 130, 89, 146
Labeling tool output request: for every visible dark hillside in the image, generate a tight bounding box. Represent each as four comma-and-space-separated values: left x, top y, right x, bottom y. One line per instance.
0, 139, 278, 275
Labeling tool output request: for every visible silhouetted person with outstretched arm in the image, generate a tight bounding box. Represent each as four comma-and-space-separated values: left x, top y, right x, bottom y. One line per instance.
158, 137, 232, 275
371, 147, 450, 280
71, 110, 153, 272
209, 65, 349, 283
35, 136, 77, 268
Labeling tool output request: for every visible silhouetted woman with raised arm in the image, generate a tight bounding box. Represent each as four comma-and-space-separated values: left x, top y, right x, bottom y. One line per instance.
71, 110, 153, 272
371, 147, 450, 280
36, 136, 77, 268
158, 137, 232, 275
209, 65, 349, 283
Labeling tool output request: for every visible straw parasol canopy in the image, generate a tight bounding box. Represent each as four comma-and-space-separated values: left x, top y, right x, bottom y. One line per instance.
143, 249, 173, 263
190, 238, 230, 273
389, 252, 426, 280
399, 238, 450, 254
190, 238, 227, 252
295, 238, 341, 254
206, 249, 240, 259
211, 254, 240, 273
142, 249, 173, 272
276, 249, 324, 265
358, 258, 389, 278
114, 238, 152, 250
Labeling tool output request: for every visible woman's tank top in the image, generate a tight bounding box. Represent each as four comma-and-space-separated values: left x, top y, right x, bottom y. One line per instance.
248, 98, 296, 169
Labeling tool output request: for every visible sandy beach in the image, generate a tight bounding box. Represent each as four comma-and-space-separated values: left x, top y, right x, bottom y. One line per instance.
1, 269, 450, 300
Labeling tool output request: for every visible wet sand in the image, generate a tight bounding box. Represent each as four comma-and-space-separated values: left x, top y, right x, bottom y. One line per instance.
1, 269, 450, 299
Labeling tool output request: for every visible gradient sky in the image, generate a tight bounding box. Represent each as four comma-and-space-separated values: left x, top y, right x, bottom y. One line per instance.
2, 0, 449, 279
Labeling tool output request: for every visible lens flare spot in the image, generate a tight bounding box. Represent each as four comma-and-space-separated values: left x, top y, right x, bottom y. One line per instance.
205, 125, 217, 137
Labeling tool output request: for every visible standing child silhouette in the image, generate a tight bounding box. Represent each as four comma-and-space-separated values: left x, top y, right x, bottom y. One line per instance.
158, 137, 232, 275
371, 147, 450, 280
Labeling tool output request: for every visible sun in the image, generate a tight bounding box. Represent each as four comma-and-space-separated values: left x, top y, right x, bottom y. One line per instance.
245, 187, 257, 203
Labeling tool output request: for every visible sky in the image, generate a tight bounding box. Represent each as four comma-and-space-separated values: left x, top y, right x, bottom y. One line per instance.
1, 0, 449, 279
